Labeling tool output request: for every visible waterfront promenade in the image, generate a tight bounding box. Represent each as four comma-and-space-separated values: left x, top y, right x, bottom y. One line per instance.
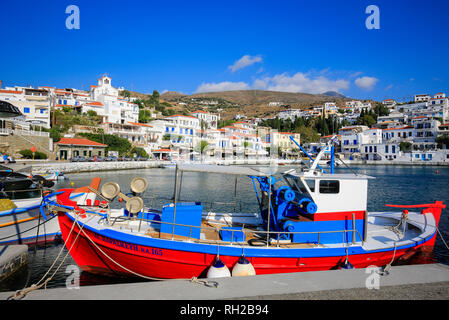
7, 158, 296, 174
6, 156, 449, 176
1, 263, 448, 300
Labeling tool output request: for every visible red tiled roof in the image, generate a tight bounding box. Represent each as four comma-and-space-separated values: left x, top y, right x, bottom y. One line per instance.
0, 90, 23, 94
321, 134, 341, 138
127, 122, 152, 127
56, 138, 107, 147
85, 101, 104, 106
440, 123, 449, 127
152, 149, 175, 153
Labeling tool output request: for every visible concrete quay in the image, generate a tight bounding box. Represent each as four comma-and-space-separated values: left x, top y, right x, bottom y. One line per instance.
7, 160, 164, 174
0, 245, 28, 283
7, 158, 298, 174
1, 263, 448, 300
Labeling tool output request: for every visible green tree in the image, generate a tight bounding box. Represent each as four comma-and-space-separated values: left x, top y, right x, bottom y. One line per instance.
399, 141, 412, 152
120, 90, 131, 99
87, 110, 98, 117
49, 127, 62, 142
79, 133, 132, 155
139, 109, 152, 123
19, 149, 47, 159
436, 135, 449, 149
131, 147, 149, 158
293, 125, 320, 143
196, 140, 209, 153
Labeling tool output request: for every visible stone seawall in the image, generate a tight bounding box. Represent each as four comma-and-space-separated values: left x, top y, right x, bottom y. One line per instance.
14, 160, 163, 174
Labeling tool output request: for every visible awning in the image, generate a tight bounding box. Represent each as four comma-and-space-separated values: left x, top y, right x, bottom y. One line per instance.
177, 164, 276, 177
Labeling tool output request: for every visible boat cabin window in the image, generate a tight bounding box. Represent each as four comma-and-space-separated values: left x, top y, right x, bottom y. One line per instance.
304, 179, 315, 193
286, 177, 315, 194
319, 180, 340, 194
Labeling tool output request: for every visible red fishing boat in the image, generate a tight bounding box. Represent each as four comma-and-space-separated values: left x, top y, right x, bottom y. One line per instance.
52, 137, 446, 279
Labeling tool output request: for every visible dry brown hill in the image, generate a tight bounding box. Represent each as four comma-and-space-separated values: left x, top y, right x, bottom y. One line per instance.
187, 90, 348, 106
140, 89, 365, 120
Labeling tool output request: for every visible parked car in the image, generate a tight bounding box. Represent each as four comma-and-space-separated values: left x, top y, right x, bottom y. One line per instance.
70, 156, 87, 162
88, 156, 104, 162
123, 156, 132, 161
135, 156, 148, 161
104, 156, 118, 162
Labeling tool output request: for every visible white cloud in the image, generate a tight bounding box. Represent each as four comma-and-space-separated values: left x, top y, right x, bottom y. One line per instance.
228, 55, 262, 73
254, 72, 349, 94
196, 81, 249, 93
355, 76, 379, 90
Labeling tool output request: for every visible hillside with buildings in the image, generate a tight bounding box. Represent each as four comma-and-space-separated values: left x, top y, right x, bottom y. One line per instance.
159, 90, 353, 120
1, 75, 448, 165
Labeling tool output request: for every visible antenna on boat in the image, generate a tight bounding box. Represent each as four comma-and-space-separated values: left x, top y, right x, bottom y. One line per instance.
290, 135, 340, 174
289, 136, 326, 173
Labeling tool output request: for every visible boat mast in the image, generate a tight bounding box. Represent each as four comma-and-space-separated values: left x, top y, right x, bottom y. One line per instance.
171, 164, 180, 240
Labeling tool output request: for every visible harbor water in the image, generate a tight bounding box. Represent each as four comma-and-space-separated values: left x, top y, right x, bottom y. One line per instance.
1, 165, 448, 293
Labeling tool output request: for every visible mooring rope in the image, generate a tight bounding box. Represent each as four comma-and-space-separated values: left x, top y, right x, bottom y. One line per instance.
75, 219, 219, 288
7, 213, 90, 300
378, 241, 397, 276
437, 227, 449, 251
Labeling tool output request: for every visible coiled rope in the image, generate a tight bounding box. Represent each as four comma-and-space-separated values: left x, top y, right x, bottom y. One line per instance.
7, 213, 88, 300
8, 210, 218, 300
74, 219, 219, 288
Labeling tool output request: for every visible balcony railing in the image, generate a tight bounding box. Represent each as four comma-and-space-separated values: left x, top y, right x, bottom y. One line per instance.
0, 128, 50, 137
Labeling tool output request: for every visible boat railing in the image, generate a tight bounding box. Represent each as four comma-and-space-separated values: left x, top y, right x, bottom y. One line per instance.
145, 196, 246, 213
108, 213, 364, 248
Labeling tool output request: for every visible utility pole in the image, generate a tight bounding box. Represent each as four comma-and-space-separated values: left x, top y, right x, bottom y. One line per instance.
52, 93, 56, 127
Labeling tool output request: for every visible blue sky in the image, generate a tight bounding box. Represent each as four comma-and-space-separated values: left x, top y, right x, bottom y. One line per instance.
0, 0, 448, 102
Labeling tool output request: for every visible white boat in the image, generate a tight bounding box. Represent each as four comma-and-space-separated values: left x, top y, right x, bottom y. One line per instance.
0, 194, 61, 246
0, 177, 101, 246
42, 171, 68, 181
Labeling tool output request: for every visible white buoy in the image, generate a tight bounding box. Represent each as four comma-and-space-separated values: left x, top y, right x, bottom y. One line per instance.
232, 255, 256, 277
206, 256, 231, 278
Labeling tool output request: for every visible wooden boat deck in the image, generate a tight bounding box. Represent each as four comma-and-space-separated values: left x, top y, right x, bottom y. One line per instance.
144, 219, 316, 248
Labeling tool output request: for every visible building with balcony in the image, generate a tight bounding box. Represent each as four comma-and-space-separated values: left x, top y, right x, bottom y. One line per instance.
0, 87, 51, 128
190, 110, 220, 129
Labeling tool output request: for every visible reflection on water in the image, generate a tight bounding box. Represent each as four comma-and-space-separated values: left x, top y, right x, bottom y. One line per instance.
1, 165, 448, 292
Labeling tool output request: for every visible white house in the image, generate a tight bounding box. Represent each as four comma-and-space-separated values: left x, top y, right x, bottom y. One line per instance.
0, 87, 51, 128
190, 110, 220, 129
90, 76, 139, 124
414, 94, 430, 103
163, 115, 200, 151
